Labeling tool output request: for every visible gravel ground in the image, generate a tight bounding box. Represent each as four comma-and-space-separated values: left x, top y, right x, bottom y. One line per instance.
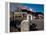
30, 18, 44, 30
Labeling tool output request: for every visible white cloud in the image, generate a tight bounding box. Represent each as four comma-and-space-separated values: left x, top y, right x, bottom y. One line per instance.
29, 8, 33, 11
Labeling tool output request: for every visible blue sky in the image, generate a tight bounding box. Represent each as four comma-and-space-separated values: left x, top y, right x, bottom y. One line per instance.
10, 3, 44, 12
